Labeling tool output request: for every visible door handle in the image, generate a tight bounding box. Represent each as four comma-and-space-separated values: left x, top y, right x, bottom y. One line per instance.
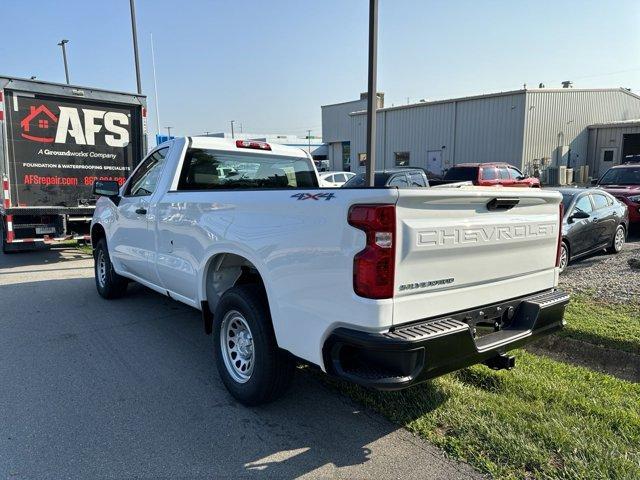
135, 207, 147, 215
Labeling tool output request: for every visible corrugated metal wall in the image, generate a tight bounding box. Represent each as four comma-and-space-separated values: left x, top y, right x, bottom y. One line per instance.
348, 93, 525, 172
522, 89, 640, 172
326, 89, 640, 175
454, 93, 526, 167
587, 123, 640, 176
321, 98, 367, 143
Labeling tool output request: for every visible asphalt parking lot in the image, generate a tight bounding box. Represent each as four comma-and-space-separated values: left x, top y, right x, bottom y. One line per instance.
0, 248, 481, 479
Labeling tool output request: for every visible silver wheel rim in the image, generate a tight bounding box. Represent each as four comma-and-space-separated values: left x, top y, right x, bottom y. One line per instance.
614, 228, 625, 251
220, 310, 254, 383
97, 250, 107, 288
559, 246, 568, 271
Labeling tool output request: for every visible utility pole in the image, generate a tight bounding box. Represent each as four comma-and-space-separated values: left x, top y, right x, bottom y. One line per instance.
365, 0, 378, 186
230, 120, 235, 139
166, 126, 172, 137
57, 39, 70, 85
129, 0, 142, 94
307, 129, 312, 155
150, 33, 161, 141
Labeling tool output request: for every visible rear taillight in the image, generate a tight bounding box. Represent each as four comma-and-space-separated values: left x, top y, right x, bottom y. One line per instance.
555, 203, 564, 267
236, 139, 272, 151
348, 204, 396, 299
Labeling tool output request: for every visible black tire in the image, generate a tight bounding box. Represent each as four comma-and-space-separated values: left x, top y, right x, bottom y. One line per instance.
607, 225, 626, 254
93, 238, 128, 299
213, 284, 295, 406
558, 241, 569, 273
0, 219, 7, 254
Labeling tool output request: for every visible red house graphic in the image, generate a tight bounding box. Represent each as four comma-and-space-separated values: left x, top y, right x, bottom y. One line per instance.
20, 105, 58, 143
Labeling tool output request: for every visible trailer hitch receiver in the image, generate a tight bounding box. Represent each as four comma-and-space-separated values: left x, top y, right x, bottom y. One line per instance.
483, 353, 515, 371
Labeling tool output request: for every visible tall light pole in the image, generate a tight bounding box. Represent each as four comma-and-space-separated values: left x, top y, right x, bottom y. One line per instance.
129, 0, 142, 94
307, 129, 312, 155
230, 120, 235, 139
166, 126, 173, 137
365, 0, 378, 186
57, 39, 70, 85
150, 33, 161, 141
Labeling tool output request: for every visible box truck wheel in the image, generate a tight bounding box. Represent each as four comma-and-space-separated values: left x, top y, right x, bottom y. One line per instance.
213, 285, 295, 405
94, 238, 128, 299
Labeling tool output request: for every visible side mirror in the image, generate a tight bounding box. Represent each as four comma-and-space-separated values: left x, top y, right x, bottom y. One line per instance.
516, 176, 526, 181
570, 210, 591, 221
93, 180, 120, 197
590, 178, 598, 186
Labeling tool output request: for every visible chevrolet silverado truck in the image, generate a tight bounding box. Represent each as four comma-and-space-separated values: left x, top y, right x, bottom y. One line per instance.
90, 137, 569, 405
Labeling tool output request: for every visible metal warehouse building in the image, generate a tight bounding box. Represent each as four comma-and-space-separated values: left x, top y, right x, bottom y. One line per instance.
321, 88, 640, 179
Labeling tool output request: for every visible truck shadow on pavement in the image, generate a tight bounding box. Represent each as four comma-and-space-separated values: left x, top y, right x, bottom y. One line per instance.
0, 272, 464, 479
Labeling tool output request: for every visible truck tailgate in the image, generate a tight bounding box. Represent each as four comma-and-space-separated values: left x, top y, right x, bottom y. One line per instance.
393, 188, 561, 325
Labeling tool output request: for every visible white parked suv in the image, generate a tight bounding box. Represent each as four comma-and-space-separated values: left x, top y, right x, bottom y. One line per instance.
319, 171, 356, 187
91, 137, 569, 405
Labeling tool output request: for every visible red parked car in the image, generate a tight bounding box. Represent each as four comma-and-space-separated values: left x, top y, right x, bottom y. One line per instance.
594, 164, 640, 224
439, 163, 541, 187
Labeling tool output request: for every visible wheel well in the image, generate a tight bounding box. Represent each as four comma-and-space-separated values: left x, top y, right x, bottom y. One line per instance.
204, 253, 266, 314
91, 224, 106, 249
562, 238, 570, 256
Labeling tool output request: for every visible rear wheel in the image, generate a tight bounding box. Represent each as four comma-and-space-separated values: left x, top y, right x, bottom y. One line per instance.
213, 284, 295, 405
558, 242, 569, 273
94, 238, 128, 299
607, 225, 626, 254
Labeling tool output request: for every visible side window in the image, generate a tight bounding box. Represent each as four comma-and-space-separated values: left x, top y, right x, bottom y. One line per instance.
508, 167, 523, 179
336, 173, 347, 182
498, 167, 510, 180
388, 174, 409, 188
591, 194, 609, 210
573, 195, 593, 214
325, 175, 334, 183
125, 148, 169, 197
482, 167, 498, 180
409, 171, 426, 187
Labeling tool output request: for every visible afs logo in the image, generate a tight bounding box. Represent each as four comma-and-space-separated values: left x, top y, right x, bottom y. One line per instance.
20, 105, 58, 143
19, 104, 130, 147
291, 192, 335, 201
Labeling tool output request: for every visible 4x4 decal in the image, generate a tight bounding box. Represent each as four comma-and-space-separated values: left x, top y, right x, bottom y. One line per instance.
291, 192, 335, 201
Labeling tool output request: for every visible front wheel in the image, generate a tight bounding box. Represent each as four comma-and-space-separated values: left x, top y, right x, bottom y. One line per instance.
213, 285, 295, 406
94, 238, 128, 299
607, 225, 626, 254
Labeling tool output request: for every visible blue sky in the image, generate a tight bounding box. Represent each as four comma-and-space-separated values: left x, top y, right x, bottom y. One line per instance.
2, 0, 639, 142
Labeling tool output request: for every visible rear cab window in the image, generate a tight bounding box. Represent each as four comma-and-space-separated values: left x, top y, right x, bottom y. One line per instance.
443, 167, 478, 181
177, 149, 318, 190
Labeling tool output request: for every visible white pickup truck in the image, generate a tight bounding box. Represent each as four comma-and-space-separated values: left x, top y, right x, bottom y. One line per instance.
91, 137, 569, 405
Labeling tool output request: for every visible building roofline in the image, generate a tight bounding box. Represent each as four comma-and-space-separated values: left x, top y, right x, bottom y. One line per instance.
588, 119, 640, 128
348, 87, 640, 116
321, 98, 369, 109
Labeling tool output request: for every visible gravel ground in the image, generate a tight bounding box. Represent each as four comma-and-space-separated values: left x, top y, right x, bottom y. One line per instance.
559, 229, 640, 303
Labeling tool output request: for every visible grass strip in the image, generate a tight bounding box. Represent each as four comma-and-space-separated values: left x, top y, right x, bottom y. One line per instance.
562, 295, 640, 355
321, 350, 640, 479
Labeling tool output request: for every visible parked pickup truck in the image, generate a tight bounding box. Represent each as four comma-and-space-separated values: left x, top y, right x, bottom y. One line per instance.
430, 163, 541, 188
91, 137, 569, 405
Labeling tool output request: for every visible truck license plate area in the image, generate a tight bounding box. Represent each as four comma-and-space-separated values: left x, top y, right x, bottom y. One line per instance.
36, 227, 56, 235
